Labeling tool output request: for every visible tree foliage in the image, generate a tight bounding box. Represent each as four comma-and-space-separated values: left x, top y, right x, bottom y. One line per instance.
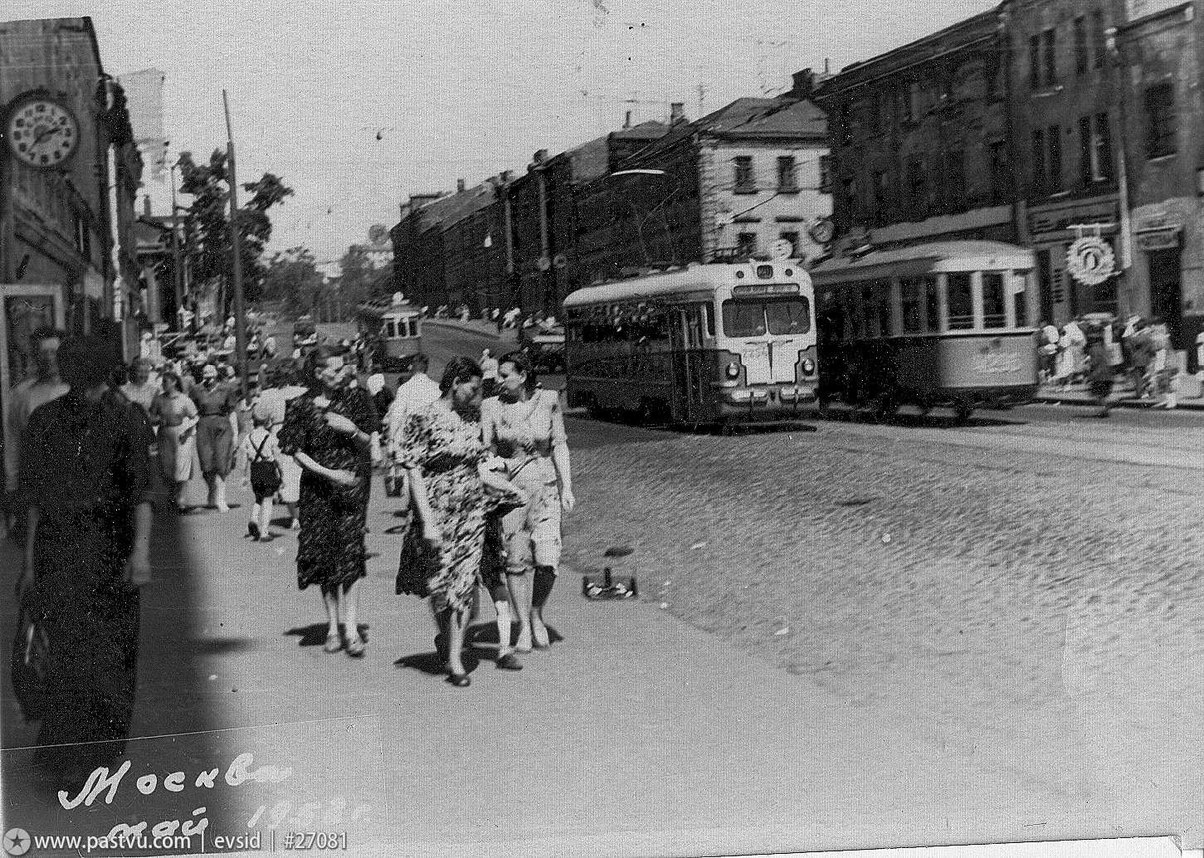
336, 244, 374, 307
260, 246, 325, 315
176, 149, 293, 307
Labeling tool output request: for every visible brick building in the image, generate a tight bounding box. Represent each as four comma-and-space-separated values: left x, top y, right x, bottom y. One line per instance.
575, 79, 829, 285
814, 12, 1015, 253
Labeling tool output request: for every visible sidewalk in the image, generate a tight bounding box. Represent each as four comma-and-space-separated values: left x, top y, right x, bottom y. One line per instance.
1033, 372, 1204, 410
2, 473, 1195, 855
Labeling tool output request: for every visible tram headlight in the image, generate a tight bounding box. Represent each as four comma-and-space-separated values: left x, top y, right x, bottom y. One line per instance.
725, 362, 740, 379
800, 358, 815, 375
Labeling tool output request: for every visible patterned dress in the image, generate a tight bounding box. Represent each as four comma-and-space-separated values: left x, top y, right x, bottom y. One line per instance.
278, 386, 378, 591
395, 404, 490, 613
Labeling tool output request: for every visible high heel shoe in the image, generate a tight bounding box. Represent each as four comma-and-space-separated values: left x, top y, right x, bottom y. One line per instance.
446, 672, 471, 687
531, 618, 551, 650
345, 633, 366, 658
323, 631, 342, 653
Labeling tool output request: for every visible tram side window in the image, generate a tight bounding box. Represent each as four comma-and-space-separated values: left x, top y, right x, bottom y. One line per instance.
873, 280, 892, 336
947, 273, 974, 330
982, 273, 1007, 328
702, 302, 716, 337
862, 285, 881, 337
1012, 271, 1029, 327
845, 290, 865, 338
901, 278, 923, 333
924, 277, 941, 332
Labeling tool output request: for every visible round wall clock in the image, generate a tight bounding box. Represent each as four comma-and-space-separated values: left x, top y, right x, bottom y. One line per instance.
5, 94, 80, 170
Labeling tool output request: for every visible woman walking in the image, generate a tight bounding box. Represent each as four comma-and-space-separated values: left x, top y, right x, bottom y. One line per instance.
481, 351, 576, 654
256, 368, 307, 528
278, 345, 378, 656
150, 371, 199, 511
189, 363, 240, 511
395, 356, 525, 685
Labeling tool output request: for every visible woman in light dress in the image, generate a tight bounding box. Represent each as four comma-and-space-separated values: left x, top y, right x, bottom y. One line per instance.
150, 371, 199, 511
480, 351, 575, 654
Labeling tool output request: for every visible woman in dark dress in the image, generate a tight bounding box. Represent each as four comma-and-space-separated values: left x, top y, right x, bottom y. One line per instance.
278, 344, 378, 657
16, 335, 154, 789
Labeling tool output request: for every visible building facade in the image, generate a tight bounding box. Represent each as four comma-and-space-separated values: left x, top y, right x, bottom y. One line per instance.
0, 17, 142, 487
814, 13, 1015, 256
1116, 0, 1203, 353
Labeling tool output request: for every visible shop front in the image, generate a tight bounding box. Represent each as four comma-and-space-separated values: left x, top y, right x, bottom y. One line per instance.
1026, 196, 1123, 325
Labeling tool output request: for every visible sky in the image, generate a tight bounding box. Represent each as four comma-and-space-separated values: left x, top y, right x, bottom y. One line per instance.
11, 0, 997, 271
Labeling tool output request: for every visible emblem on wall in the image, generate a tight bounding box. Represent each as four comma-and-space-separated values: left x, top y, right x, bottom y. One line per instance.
1066, 236, 1116, 286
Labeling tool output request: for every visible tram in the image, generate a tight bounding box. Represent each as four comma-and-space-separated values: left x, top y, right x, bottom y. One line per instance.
356, 293, 423, 371
563, 259, 819, 428
809, 240, 1040, 420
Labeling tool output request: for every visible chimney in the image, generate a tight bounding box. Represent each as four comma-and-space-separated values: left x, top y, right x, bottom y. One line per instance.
670, 102, 685, 124
791, 69, 815, 99
456, 178, 466, 193
142, 195, 152, 217
624, 110, 632, 129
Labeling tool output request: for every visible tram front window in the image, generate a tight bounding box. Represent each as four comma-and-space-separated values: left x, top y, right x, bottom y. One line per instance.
722, 298, 811, 337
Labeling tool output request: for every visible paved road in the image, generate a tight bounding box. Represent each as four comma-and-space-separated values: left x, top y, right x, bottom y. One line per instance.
427, 322, 1204, 846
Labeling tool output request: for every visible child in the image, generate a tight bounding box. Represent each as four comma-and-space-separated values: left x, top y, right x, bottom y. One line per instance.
240, 412, 283, 540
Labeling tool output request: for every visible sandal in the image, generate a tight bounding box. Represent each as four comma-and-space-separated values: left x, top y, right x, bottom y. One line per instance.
345, 633, 366, 658
323, 631, 342, 653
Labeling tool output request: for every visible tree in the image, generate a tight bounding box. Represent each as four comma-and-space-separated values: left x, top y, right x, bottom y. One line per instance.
260, 246, 324, 315
176, 149, 293, 313
335, 244, 374, 307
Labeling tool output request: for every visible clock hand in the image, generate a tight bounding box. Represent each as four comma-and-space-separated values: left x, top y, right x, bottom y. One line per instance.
32, 126, 63, 146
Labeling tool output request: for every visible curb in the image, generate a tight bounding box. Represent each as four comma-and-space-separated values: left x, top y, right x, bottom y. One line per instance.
1031, 394, 1204, 411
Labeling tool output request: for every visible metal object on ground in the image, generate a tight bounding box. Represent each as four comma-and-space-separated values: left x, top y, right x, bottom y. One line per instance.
582, 545, 638, 600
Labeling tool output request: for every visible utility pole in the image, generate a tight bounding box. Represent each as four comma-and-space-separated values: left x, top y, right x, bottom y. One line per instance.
223, 89, 248, 397
168, 151, 185, 332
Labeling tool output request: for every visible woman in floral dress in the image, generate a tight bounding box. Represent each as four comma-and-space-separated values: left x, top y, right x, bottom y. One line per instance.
278, 345, 378, 657
395, 356, 524, 686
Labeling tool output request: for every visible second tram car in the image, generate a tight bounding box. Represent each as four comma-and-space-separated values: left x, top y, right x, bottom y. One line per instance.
563, 260, 819, 428
809, 241, 1040, 420
356, 293, 423, 371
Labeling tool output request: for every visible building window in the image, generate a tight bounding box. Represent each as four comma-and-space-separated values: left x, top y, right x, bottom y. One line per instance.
1029, 34, 1041, 90
1074, 16, 1088, 76
777, 156, 798, 192
1042, 28, 1057, 87
1048, 124, 1062, 192
736, 232, 758, 257
818, 155, 832, 193
945, 150, 965, 209
871, 169, 889, 224
1144, 82, 1177, 159
1031, 129, 1046, 194
1091, 10, 1106, 70
734, 156, 757, 192
779, 231, 800, 257
989, 140, 1010, 203
906, 157, 925, 213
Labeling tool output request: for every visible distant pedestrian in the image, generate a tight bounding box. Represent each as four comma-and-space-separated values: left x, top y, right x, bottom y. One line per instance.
278, 345, 378, 657
150, 371, 199, 511
1038, 320, 1059, 383
395, 356, 526, 685
119, 357, 160, 414
16, 335, 153, 790
1128, 320, 1156, 399
240, 411, 283, 541
255, 368, 307, 528
1085, 323, 1114, 418
190, 363, 239, 511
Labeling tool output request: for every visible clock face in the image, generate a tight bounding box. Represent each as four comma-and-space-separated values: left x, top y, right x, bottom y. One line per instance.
6, 97, 79, 169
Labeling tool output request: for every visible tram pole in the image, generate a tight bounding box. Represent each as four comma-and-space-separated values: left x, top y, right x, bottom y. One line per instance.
223, 89, 248, 398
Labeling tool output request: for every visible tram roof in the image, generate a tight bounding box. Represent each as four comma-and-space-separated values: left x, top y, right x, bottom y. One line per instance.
357, 297, 421, 317
810, 241, 1035, 283
563, 262, 809, 308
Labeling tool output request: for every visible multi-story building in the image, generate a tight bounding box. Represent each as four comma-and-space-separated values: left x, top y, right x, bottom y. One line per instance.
0, 16, 142, 483
575, 76, 829, 285
1004, 0, 1128, 324
1115, 0, 1203, 353
814, 12, 1015, 254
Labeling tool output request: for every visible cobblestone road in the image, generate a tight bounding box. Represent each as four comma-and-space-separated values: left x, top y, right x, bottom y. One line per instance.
562, 412, 1204, 840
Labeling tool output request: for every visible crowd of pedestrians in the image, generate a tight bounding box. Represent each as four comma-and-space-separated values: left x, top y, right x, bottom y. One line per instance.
1038, 314, 1184, 413
4, 322, 580, 795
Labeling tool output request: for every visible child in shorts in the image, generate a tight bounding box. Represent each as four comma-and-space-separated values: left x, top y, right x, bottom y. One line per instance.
240, 412, 282, 541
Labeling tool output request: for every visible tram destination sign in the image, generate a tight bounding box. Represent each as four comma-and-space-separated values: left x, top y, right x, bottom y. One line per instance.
732, 284, 800, 297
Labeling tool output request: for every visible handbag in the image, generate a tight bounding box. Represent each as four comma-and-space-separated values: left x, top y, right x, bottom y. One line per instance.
395, 516, 441, 597
10, 604, 50, 720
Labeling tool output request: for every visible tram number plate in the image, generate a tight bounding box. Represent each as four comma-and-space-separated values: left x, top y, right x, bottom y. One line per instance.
972, 353, 1023, 374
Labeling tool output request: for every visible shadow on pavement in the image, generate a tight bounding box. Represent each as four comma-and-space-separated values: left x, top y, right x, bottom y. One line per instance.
284, 622, 370, 648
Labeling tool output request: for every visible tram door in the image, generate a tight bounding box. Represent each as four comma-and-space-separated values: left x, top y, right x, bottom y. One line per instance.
670, 305, 707, 421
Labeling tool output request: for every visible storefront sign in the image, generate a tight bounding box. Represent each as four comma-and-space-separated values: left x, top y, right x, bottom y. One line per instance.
1066, 236, 1116, 286
1136, 227, 1181, 251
